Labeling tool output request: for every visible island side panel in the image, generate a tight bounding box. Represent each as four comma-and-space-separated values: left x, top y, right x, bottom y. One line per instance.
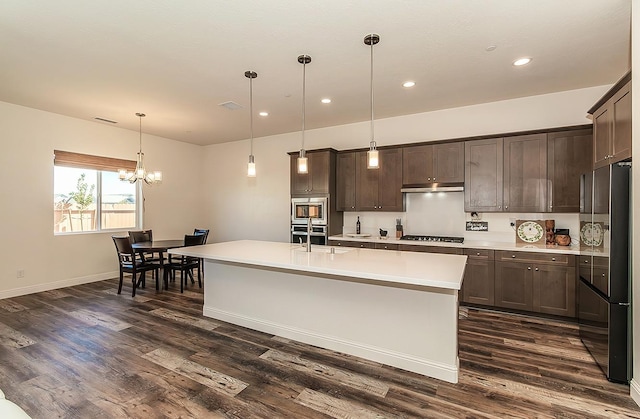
203, 260, 459, 383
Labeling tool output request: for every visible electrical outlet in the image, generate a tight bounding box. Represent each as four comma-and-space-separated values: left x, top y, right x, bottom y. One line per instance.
17, 269, 24, 278
509, 218, 516, 227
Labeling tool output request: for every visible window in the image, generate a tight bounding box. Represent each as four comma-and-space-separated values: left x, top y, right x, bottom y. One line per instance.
54, 150, 140, 234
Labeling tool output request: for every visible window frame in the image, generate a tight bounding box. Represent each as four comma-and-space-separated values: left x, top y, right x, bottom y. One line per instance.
54, 150, 142, 235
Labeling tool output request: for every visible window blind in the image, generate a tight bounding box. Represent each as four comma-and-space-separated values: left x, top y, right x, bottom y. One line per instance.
54, 150, 136, 172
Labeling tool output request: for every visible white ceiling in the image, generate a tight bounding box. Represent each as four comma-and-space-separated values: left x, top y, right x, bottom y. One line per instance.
0, 1, 631, 146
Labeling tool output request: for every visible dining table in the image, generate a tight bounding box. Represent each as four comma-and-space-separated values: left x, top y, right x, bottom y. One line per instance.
131, 239, 185, 265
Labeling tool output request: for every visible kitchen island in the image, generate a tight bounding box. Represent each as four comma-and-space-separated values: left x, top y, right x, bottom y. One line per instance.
170, 240, 467, 383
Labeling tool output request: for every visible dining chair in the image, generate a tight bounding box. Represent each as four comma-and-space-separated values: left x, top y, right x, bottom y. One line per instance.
164, 234, 206, 293
129, 229, 161, 272
193, 228, 210, 279
112, 236, 162, 297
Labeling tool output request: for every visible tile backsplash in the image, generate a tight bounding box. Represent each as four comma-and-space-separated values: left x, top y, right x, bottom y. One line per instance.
342, 192, 579, 244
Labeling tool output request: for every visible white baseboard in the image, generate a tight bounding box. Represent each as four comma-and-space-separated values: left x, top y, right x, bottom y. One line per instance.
0, 271, 118, 300
203, 306, 459, 384
630, 379, 640, 407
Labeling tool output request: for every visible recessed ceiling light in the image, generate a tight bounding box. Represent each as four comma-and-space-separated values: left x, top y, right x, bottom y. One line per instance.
259, 111, 269, 117
402, 81, 416, 88
321, 98, 331, 104
513, 57, 532, 66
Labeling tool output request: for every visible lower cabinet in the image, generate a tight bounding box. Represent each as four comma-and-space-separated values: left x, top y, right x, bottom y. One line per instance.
328, 240, 374, 249
461, 249, 495, 306
397, 244, 463, 255
494, 251, 575, 317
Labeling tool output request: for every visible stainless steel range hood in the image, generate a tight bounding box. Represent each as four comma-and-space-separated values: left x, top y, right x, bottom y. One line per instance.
401, 185, 464, 193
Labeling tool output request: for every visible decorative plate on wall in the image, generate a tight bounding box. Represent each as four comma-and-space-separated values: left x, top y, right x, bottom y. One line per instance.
515, 220, 545, 244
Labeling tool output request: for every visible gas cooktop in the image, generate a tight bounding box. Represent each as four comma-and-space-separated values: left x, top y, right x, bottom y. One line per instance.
400, 235, 464, 244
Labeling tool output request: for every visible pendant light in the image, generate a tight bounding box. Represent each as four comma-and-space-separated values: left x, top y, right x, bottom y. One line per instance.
297, 54, 311, 174
245, 70, 258, 177
119, 113, 162, 185
365, 34, 380, 169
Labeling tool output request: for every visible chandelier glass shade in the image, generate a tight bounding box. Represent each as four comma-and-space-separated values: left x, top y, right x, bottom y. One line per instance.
119, 113, 162, 185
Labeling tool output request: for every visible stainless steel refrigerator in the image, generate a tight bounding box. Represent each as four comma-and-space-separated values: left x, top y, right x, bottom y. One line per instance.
578, 162, 631, 383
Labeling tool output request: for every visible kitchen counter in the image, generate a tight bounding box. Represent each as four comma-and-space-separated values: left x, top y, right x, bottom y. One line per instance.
329, 234, 581, 255
171, 240, 466, 383
171, 239, 466, 290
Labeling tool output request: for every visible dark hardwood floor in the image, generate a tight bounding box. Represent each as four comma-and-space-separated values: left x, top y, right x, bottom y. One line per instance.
0, 277, 638, 418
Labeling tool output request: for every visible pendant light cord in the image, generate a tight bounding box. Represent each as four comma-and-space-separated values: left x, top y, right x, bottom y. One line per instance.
250, 75, 254, 156
370, 38, 375, 145
301, 58, 306, 152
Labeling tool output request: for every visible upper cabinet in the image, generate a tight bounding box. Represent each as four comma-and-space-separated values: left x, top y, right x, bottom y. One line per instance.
464, 138, 504, 212
547, 129, 593, 212
290, 149, 336, 196
355, 148, 404, 212
589, 74, 631, 169
336, 152, 356, 211
402, 142, 464, 186
503, 133, 547, 213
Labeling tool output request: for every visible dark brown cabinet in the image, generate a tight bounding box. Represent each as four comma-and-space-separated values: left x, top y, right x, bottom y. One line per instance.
290, 150, 334, 196
503, 133, 547, 213
546, 129, 593, 213
403, 142, 464, 186
461, 249, 495, 306
464, 138, 503, 212
355, 148, 404, 211
591, 78, 631, 169
494, 251, 575, 317
327, 239, 374, 249
336, 152, 356, 211
466, 134, 553, 213
397, 244, 463, 255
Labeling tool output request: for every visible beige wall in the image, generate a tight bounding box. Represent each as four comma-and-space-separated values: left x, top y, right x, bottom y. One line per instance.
203, 85, 610, 244
0, 101, 204, 298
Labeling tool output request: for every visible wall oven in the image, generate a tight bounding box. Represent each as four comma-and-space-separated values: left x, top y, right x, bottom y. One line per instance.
291, 197, 327, 225
291, 224, 327, 246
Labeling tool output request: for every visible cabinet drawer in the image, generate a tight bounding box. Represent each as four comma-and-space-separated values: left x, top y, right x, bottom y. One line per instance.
328, 240, 361, 248
464, 249, 494, 260
495, 251, 573, 266
375, 243, 399, 251
399, 244, 464, 255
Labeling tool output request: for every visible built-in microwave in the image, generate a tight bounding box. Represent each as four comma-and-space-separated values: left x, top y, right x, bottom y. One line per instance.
291, 197, 327, 225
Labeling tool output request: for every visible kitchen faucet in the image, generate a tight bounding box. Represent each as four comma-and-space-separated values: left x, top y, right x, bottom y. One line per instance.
306, 216, 313, 252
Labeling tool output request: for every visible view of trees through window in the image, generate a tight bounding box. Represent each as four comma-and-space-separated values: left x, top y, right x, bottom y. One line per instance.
54, 166, 138, 233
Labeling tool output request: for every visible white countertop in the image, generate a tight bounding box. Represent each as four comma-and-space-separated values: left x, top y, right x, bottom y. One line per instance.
170, 240, 467, 291
329, 235, 581, 255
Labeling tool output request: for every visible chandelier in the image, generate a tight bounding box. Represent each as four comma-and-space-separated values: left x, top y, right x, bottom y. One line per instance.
119, 112, 162, 185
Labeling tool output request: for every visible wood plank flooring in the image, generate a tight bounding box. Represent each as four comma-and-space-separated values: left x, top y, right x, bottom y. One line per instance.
0, 278, 638, 418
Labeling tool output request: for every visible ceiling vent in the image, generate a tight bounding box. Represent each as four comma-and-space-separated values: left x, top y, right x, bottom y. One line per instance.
219, 101, 243, 111
94, 117, 118, 124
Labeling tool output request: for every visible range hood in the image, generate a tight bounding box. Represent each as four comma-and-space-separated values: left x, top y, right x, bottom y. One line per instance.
401, 184, 464, 193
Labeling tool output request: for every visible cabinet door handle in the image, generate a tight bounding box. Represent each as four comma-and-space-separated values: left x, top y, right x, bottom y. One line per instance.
427, 177, 431, 181
602, 273, 606, 277
584, 260, 589, 264
527, 267, 532, 270
476, 252, 481, 256
498, 206, 501, 209
535, 267, 539, 271
551, 257, 556, 261
505, 205, 508, 210
511, 255, 516, 258
433, 177, 436, 181
360, 244, 365, 248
